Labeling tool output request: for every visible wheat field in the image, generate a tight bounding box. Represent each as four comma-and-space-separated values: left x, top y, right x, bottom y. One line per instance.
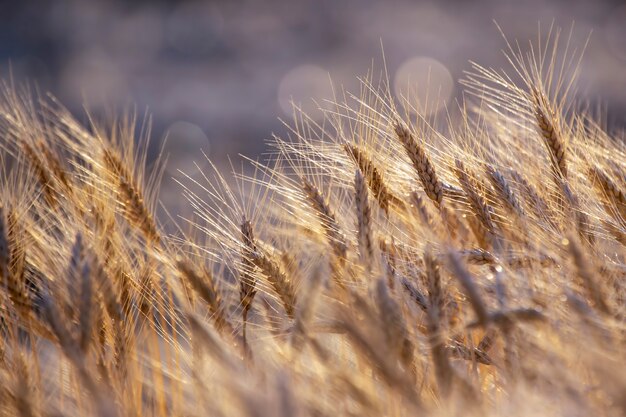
0, 26, 624, 417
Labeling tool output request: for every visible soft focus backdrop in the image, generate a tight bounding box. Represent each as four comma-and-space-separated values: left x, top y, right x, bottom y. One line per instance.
2, 0, 625, 214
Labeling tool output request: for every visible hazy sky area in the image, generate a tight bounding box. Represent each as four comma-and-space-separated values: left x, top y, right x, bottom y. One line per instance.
1, 0, 625, 215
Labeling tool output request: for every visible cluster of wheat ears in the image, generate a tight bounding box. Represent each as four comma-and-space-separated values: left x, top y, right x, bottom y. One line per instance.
0, 26, 624, 417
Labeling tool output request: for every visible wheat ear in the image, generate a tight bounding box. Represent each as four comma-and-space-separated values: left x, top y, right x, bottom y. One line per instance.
454, 159, 500, 249
78, 256, 93, 354
401, 277, 428, 312
103, 148, 160, 243
567, 237, 611, 315
344, 143, 402, 214
0, 204, 8, 282
394, 122, 443, 206
354, 169, 374, 268
301, 178, 347, 260
589, 166, 626, 221
21, 142, 57, 207
240, 218, 257, 354
424, 249, 453, 397
252, 248, 297, 319
509, 168, 560, 230
375, 278, 414, 372
177, 259, 233, 334
485, 164, 525, 217
532, 90, 567, 179
447, 252, 489, 326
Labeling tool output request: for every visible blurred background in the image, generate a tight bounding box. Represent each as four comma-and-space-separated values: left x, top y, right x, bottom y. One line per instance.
1, 0, 625, 215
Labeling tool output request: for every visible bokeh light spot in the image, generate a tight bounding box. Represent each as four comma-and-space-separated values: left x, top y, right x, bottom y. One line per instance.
394, 56, 453, 116
278, 65, 333, 118
163, 121, 210, 178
